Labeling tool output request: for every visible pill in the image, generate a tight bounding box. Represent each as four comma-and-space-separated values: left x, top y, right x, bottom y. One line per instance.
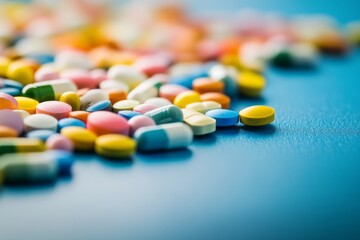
95, 134, 136, 158
174, 90, 202, 108
133, 103, 158, 114
128, 115, 156, 136
134, 123, 193, 152
0, 126, 18, 138
0, 138, 45, 155
209, 64, 239, 97
170, 71, 208, 89
80, 89, 109, 110
89, 69, 107, 85
144, 97, 172, 108
58, 118, 86, 132
200, 92, 231, 109
22, 79, 78, 102
112, 99, 140, 112
24, 114, 58, 132
206, 109, 239, 127
239, 105, 275, 126
0, 78, 24, 90
192, 78, 224, 94
87, 111, 130, 136
145, 105, 183, 124
107, 65, 146, 90
34, 65, 60, 82
159, 84, 189, 102
26, 54, 54, 65
87, 100, 112, 112
185, 101, 222, 114
0, 87, 21, 96
0, 150, 74, 184
59, 91, 81, 111
133, 56, 169, 77
0, 57, 11, 76
0, 110, 24, 136
127, 77, 163, 103
0, 92, 18, 109
61, 68, 97, 89
69, 111, 90, 123
26, 130, 56, 141
61, 127, 97, 151
7, 61, 34, 85
14, 96, 39, 114
107, 89, 127, 105
237, 71, 265, 97
118, 110, 141, 120
36, 101, 72, 120
13, 109, 30, 120
99, 79, 130, 93
182, 109, 216, 135
46, 134, 74, 152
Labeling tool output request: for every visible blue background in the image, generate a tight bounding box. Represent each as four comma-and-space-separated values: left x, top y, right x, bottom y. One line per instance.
1, 1, 360, 239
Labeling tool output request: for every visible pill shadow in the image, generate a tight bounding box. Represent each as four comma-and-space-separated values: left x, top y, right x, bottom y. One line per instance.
97, 156, 134, 169
237, 96, 267, 106
136, 148, 193, 164
193, 133, 217, 146
239, 124, 277, 136
215, 125, 241, 135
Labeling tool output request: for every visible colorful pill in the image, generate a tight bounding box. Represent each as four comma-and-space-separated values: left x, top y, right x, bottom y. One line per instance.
0, 126, 18, 138
174, 90, 202, 108
239, 105, 275, 126
133, 103, 158, 114
24, 114, 58, 132
99, 79, 130, 93
127, 77, 163, 103
112, 99, 140, 112
200, 92, 230, 109
7, 61, 35, 85
107, 89, 127, 105
182, 109, 216, 135
87, 111, 130, 136
206, 109, 239, 127
0, 138, 45, 155
192, 78, 224, 94
61, 68, 97, 89
13, 110, 30, 120
46, 134, 74, 152
128, 115, 156, 136
107, 65, 147, 90
209, 64, 238, 97
0, 57, 11, 76
159, 84, 189, 102
95, 134, 136, 158
237, 71, 265, 97
69, 111, 90, 123
0, 92, 18, 110
0, 87, 21, 96
118, 110, 141, 120
134, 123, 193, 152
59, 91, 81, 111
61, 127, 97, 151
86, 100, 112, 112
34, 64, 60, 82
0, 78, 24, 90
26, 130, 56, 142
80, 89, 109, 110
14, 96, 39, 114
36, 101, 72, 120
0, 110, 24, 136
185, 101, 222, 114
58, 118, 86, 132
145, 105, 183, 124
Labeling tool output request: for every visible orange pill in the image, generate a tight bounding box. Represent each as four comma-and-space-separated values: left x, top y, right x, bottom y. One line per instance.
0, 125, 18, 137
192, 78, 224, 94
69, 111, 90, 123
107, 89, 127, 105
200, 92, 230, 109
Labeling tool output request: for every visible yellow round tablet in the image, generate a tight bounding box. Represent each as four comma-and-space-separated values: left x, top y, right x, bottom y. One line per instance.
112, 100, 140, 112
14, 96, 39, 114
60, 92, 81, 111
237, 71, 265, 97
174, 91, 202, 108
239, 105, 275, 126
95, 134, 136, 158
61, 127, 97, 151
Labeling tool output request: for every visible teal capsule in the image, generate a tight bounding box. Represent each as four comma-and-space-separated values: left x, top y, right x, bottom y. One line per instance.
144, 105, 183, 125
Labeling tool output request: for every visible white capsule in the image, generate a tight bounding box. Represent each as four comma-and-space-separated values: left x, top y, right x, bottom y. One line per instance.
127, 77, 163, 103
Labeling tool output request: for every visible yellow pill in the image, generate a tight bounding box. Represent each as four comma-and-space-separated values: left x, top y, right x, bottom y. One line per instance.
14, 97, 39, 114
7, 62, 34, 85
61, 127, 97, 152
60, 92, 81, 111
174, 90, 202, 108
0, 138, 45, 154
95, 134, 136, 158
112, 100, 140, 112
185, 101, 222, 114
182, 109, 216, 135
0, 57, 11, 76
239, 105, 275, 126
237, 71, 265, 97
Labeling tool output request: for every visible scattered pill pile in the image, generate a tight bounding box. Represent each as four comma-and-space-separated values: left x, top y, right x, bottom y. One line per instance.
0, 2, 359, 185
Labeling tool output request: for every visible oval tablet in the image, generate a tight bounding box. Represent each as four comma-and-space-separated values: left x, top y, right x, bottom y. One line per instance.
112, 100, 140, 112
182, 109, 216, 135
15, 96, 39, 114
87, 111, 130, 136
128, 115, 156, 136
239, 105, 275, 126
133, 103, 158, 114
61, 127, 97, 151
86, 100, 112, 112
237, 71, 265, 97
95, 134, 136, 158
36, 101, 72, 120
174, 91, 202, 108
206, 109, 239, 127
200, 92, 230, 109
0, 93, 18, 110
0, 110, 24, 136
192, 78, 224, 94
58, 118, 86, 132
159, 84, 189, 102
24, 114, 58, 132
185, 101, 222, 113
26, 130, 56, 142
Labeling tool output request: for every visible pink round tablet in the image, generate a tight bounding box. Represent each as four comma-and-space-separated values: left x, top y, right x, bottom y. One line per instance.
0, 93, 18, 110
133, 56, 169, 77
35, 67, 60, 82
87, 111, 129, 136
46, 134, 74, 152
61, 68, 97, 89
133, 103, 158, 114
36, 101, 72, 120
0, 109, 24, 135
128, 115, 156, 136
159, 84, 189, 102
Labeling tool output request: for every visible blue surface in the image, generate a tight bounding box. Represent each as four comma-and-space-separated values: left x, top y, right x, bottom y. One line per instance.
1, 1, 360, 240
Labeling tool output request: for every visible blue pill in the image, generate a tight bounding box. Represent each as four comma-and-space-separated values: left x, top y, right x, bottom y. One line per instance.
26, 54, 55, 65
206, 109, 239, 127
118, 110, 141, 120
26, 130, 56, 141
0, 78, 24, 90
0, 87, 21, 96
52, 150, 74, 176
171, 71, 209, 89
58, 118, 86, 132
87, 100, 112, 112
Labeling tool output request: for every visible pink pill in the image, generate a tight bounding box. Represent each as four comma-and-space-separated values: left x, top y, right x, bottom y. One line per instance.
0, 109, 24, 135
133, 103, 158, 114
36, 101, 72, 120
90, 68, 107, 85
35, 66, 60, 82
0, 93, 18, 109
133, 56, 169, 77
87, 111, 129, 136
128, 115, 156, 136
46, 134, 74, 152
61, 69, 97, 89
159, 84, 189, 102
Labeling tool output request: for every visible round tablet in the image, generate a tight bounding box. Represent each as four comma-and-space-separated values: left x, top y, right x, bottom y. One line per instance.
24, 114, 58, 132
239, 105, 275, 126
128, 115, 156, 136
61, 126, 97, 151
58, 118, 86, 132
112, 100, 140, 112
15, 96, 39, 114
0, 125, 18, 137
0, 109, 24, 135
26, 129, 56, 142
36, 101, 72, 120
95, 134, 136, 158
87, 111, 130, 136
174, 91, 202, 108
200, 92, 230, 109
46, 134, 74, 152
206, 109, 239, 127
59, 92, 81, 111
0, 93, 18, 109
